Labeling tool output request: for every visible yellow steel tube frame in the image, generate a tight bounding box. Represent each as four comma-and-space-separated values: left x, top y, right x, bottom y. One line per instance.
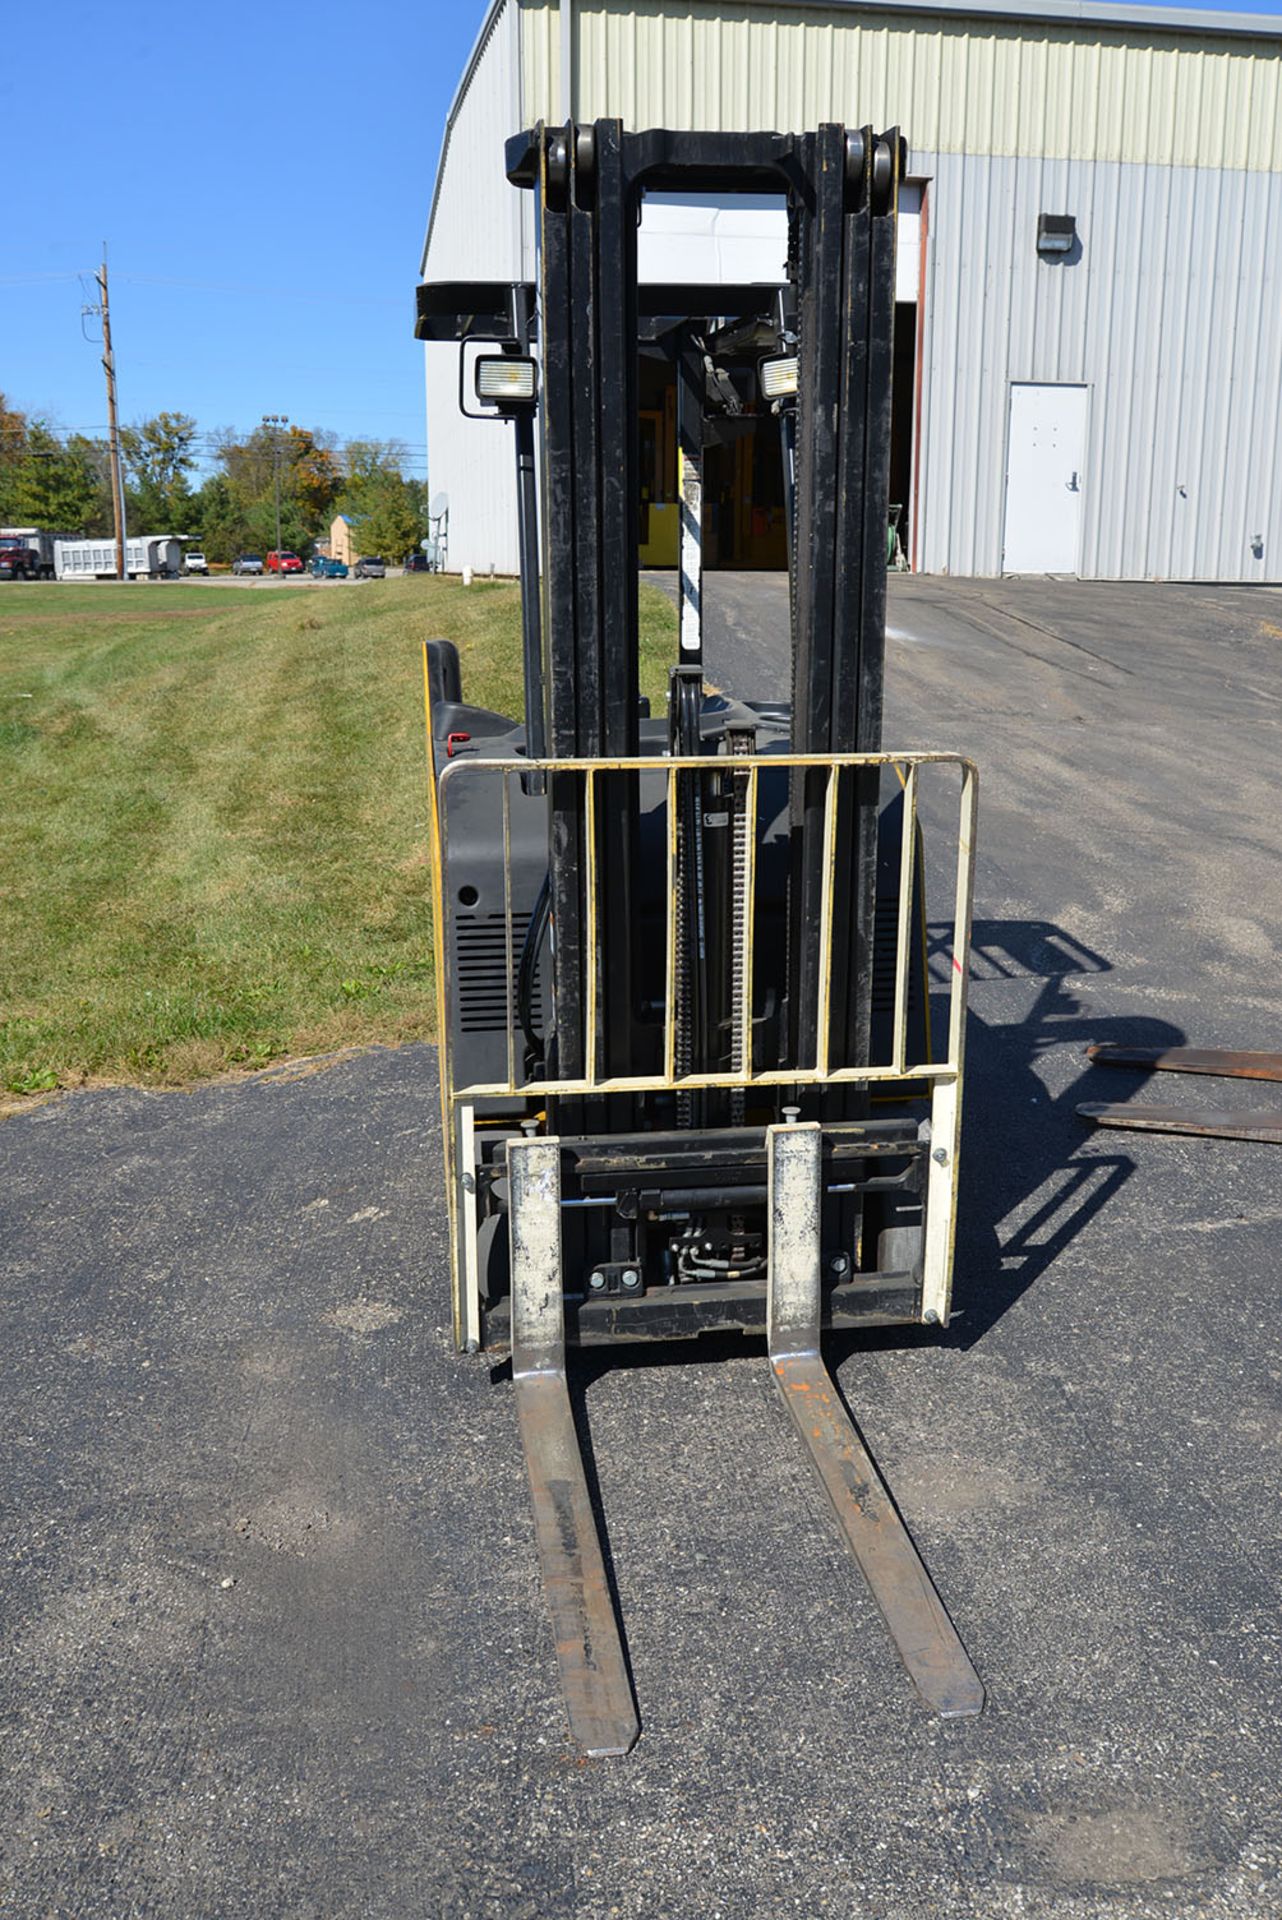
427, 742, 978, 1350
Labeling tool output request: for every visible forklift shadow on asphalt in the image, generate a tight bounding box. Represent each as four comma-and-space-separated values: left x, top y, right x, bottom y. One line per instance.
929, 916, 1184, 1353
490, 915, 1182, 1386
482, 914, 1175, 1737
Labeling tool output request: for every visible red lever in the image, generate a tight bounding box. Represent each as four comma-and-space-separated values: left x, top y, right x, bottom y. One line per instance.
446, 731, 472, 758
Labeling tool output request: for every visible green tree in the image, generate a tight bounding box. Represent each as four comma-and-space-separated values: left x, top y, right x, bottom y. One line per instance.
121, 412, 199, 530
335, 441, 426, 563
6, 422, 106, 533
65, 435, 116, 535
339, 439, 405, 509
193, 473, 247, 564
211, 421, 339, 555
289, 425, 341, 524
350, 477, 426, 564
0, 391, 28, 520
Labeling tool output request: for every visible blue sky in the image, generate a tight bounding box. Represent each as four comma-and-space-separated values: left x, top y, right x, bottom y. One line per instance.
2, 0, 1277, 483
0, 0, 486, 479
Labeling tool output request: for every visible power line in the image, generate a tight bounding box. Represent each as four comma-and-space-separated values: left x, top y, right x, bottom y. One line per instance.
114, 272, 402, 308
2, 424, 432, 462
3, 399, 435, 491
0, 268, 401, 307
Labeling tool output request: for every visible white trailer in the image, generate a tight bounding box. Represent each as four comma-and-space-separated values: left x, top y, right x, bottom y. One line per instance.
53, 536, 184, 580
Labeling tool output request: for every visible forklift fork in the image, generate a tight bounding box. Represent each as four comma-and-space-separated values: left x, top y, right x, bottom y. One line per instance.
509, 1137, 639, 1757
509, 1126, 982, 1755
766, 1124, 983, 1718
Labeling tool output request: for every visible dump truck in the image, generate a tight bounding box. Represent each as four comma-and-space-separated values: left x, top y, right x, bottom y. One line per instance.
53, 536, 183, 580
415, 120, 983, 1756
0, 528, 60, 579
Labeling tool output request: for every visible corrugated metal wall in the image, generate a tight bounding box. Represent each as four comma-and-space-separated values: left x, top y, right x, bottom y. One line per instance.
425, 0, 1282, 578
918, 150, 1282, 577
517, 0, 1282, 579
520, 1, 1282, 173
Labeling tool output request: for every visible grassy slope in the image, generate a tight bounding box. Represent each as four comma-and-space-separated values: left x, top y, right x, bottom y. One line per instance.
0, 577, 676, 1094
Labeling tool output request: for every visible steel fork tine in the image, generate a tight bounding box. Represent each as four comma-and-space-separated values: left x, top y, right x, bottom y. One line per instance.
508, 1137, 639, 1757
766, 1124, 985, 1718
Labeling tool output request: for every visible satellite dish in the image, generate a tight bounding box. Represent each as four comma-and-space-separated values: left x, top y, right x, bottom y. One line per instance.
430, 492, 449, 519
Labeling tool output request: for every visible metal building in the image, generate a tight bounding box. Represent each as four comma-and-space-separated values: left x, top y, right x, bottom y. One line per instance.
422, 0, 1282, 581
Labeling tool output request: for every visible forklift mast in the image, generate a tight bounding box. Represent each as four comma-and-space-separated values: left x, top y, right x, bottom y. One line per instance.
416, 122, 982, 1755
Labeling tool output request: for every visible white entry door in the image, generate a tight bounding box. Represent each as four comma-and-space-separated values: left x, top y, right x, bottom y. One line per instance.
1002, 383, 1088, 573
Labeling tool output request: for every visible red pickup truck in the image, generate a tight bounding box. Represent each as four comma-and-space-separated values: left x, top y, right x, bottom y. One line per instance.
265, 550, 303, 574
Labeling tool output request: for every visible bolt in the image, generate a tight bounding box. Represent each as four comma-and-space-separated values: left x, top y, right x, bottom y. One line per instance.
520, 1116, 539, 1137
782, 1105, 801, 1124
830, 1256, 846, 1274
588, 1270, 607, 1291
923, 1308, 941, 1326
932, 1147, 948, 1166
621, 1269, 641, 1291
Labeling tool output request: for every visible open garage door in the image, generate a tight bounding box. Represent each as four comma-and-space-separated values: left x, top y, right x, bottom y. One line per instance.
637, 183, 923, 569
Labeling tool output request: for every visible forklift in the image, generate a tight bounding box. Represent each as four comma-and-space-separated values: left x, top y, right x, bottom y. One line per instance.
415, 121, 982, 1755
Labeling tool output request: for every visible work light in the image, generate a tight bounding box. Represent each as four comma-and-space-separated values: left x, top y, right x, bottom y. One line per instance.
759, 354, 799, 400
474, 355, 538, 406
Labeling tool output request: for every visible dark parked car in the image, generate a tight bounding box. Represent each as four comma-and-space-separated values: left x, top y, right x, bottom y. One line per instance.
403, 552, 430, 573
310, 555, 348, 579
353, 555, 386, 579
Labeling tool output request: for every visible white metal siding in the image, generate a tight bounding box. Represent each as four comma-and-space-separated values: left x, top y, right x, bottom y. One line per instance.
423, 2, 527, 283
917, 150, 1282, 577
423, 1, 528, 574
638, 185, 920, 296
424, 343, 523, 576
520, 1, 1282, 173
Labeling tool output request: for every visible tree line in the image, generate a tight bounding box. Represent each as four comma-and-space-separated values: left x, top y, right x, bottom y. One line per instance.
0, 391, 431, 563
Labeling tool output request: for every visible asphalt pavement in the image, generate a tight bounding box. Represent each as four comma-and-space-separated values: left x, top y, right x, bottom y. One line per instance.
3, 571, 1282, 1918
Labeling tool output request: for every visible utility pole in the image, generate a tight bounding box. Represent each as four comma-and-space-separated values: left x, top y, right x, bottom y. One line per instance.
95, 246, 128, 581
262, 413, 289, 565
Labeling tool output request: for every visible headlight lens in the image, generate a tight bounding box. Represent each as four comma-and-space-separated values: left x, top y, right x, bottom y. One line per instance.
475, 355, 537, 404
759, 355, 799, 400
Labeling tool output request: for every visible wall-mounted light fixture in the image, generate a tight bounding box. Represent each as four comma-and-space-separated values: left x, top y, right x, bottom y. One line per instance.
1036, 214, 1076, 257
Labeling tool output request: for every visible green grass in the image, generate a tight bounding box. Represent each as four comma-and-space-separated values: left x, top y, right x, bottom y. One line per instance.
0, 576, 677, 1096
